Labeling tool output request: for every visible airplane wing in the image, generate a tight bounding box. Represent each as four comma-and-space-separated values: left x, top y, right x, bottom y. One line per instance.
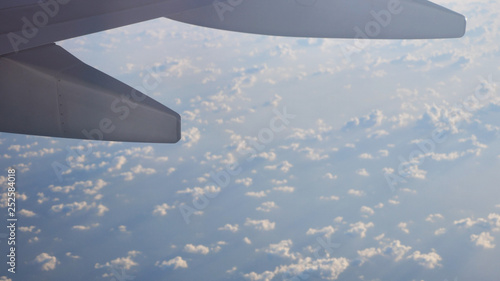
167, 0, 466, 39
0, 0, 466, 143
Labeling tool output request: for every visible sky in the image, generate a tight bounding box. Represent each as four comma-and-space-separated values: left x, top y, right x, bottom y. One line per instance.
1, 0, 500, 280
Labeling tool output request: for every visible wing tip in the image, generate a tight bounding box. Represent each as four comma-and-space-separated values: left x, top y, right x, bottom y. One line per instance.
458, 14, 467, 38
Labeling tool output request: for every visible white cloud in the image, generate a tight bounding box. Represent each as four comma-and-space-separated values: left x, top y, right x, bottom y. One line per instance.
48, 180, 92, 193
29, 237, 39, 243
184, 244, 210, 255
276, 257, 349, 280
358, 153, 373, 159
19, 209, 36, 217
118, 225, 129, 233
243, 237, 252, 244
426, 213, 444, 223
388, 199, 400, 205
434, 228, 446, 236
398, 222, 410, 234
342, 110, 384, 131
306, 226, 335, 238
323, 173, 338, 180
34, 253, 58, 271
71, 226, 86, 231
218, 224, 239, 233
95, 251, 140, 270
108, 155, 127, 172
155, 256, 187, 269
121, 172, 134, 181
398, 162, 427, 180
264, 161, 293, 173
356, 168, 370, 177
454, 213, 500, 231
345, 222, 374, 238
358, 239, 412, 264
167, 167, 176, 176
407, 250, 442, 269
257, 152, 277, 161
378, 150, 389, 157
256, 201, 278, 212
319, 195, 339, 201
347, 189, 365, 197
243, 271, 275, 281
360, 206, 374, 217
272, 186, 295, 193
83, 179, 108, 195
245, 218, 275, 231
245, 191, 268, 198
177, 186, 220, 198
244, 256, 349, 281
19, 226, 38, 233
72, 223, 99, 230
299, 147, 329, 160
97, 204, 109, 216
183, 127, 201, 148
130, 165, 156, 175
51, 201, 92, 215
153, 203, 175, 216
381, 240, 412, 262
235, 177, 253, 187
471, 232, 495, 249
66, 252, 80, 259
258, 239, 297, 259
367, 130, 389, 139
271, 179, 288, 185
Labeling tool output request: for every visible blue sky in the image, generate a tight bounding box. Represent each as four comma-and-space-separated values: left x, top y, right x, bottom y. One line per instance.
1, 1, 500, 280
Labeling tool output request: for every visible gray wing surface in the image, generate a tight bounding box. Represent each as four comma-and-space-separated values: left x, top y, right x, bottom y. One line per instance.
167, 0, 466, 39
0, 0, 466, 143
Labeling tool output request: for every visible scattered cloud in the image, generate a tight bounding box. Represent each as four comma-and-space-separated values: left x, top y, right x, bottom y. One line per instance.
306, 226, 335, 238
245, 218, 275, 231
155, 256, 188, 270
346, 222, 374, 238
256, 201, 278, 212
34, 253, 59, 271
95, 251, 140, 270
153, 203, 175, 216
184, 244, 210, 255
408, 250, 442, 269
471, 232, 495, 249
218, 224, 239, 233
